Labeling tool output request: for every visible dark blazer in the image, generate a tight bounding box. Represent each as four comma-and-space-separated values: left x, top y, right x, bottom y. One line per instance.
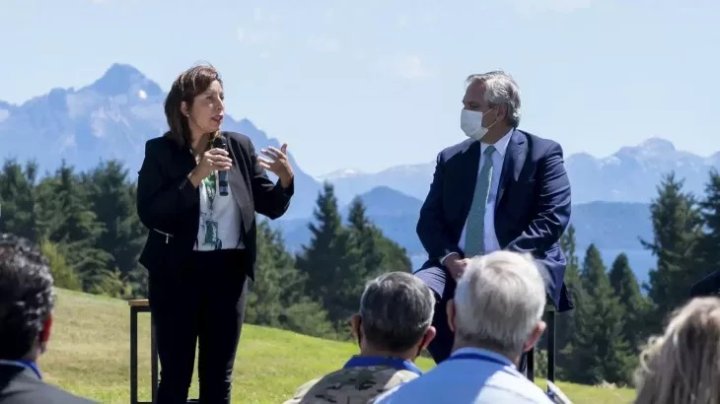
690, 270, 720, 298
416, 129, 572, 311
136, 131, 293, 278
0, 364, 94, 404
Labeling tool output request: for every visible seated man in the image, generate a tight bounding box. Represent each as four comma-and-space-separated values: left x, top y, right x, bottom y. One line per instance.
284, 272, 436, 404
376, 251, 553, 404
0, 234, 94, 404
415, 71, 572, 364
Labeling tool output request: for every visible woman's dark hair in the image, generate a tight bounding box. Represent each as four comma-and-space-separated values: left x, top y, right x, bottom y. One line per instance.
164, 64, 223, 148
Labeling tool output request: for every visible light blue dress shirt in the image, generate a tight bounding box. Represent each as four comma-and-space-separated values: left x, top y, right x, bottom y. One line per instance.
374, 347, 553, 404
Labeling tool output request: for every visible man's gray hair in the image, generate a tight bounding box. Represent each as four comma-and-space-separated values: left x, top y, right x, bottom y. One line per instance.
454, 251, 546, 357
360, 272, 435, 352
467, 71, 521, 127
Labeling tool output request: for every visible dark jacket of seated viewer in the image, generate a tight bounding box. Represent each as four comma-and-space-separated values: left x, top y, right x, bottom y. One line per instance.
0, 234, 94, 404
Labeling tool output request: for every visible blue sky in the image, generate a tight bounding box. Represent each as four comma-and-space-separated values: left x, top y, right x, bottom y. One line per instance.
1, 0, 718, 176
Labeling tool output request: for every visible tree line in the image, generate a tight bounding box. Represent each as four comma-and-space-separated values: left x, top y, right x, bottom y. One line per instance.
0, 159, 409, 339
554, 171, 720, 385
2, 158, 718, 385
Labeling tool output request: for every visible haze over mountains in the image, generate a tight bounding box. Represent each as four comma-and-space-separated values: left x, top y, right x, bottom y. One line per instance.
3, 63, 715, 282
321, 137, 720, 205
0, 64, 320, 218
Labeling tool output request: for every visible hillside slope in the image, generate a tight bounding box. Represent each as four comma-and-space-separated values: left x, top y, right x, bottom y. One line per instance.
40, 289, 635, 403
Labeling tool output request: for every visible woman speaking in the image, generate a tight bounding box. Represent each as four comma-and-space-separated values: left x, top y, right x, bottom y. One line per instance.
136, 64, 294, 403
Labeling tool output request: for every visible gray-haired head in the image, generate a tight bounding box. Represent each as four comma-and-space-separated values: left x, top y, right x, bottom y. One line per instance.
453, 251, 546, 358
359, 272, 435, 352
466, 71, 521, 127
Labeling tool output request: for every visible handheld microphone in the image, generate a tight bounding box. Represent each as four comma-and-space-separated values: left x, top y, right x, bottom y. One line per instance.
212, 135, 230, 196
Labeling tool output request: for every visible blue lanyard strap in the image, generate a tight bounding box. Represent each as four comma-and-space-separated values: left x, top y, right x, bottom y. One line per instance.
0, 359, 42, 380
343, 356, 423, 376
446, 352, 514, 368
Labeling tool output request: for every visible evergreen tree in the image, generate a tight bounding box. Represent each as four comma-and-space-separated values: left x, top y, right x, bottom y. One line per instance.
40, 239, 82, 291
246, 221, 333, 338
35, 162, 112, 291
558, 225, 582, 345
82, 161, 145, 277
556, 225, 586, 380
125, 265, 149, 298
124, 184, 149, 297
348, 198, 384, 277
0, 159, 38, 241
347, 197, 411, 279
296, 183, 362, 329
567, 245, 634, 385
608, 253, 651, 351
372, 236, 412, 273
698, 169, 720, 286
642, 173, 703, 328
88, 269, 131, 298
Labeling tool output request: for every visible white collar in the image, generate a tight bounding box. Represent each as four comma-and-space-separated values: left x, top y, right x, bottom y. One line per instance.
480, 128, 514, 157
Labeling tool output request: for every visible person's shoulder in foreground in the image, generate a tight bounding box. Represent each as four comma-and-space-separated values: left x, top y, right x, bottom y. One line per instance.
372, 361, 552, 404
0, 233, 96, 404
0, 365, 95, 404
284, 365, 419, 404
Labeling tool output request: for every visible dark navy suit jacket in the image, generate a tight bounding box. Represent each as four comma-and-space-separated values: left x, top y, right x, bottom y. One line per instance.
416, 129, 573, 311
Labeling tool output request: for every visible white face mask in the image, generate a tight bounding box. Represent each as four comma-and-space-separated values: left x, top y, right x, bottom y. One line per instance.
461, 109, 497, 141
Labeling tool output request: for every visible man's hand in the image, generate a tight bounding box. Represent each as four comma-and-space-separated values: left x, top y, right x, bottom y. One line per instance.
443, 252, 470, 281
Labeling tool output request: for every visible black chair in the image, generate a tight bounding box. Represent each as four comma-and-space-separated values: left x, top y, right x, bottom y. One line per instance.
128, 300, 200, 404
527, 308, 556, 382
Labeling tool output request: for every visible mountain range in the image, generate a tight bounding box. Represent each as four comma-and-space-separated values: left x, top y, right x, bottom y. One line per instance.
321, 138, 720, 205
3, 64, 717, 212
4, 63, 709, 283
0, 64, 320, 218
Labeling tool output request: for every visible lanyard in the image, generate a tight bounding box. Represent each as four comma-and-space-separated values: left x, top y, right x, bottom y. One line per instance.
446, 352, 514, 368
343, 356, 423, 376
447, 352, 562, 403
0, 359, 42, 379
447, 352, 532, 382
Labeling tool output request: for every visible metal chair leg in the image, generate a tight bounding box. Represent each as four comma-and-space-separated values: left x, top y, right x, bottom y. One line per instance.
130, 307, 138, 404
527, 348, 535, 381
547, 310, 556, 382
151, 319, 158, 402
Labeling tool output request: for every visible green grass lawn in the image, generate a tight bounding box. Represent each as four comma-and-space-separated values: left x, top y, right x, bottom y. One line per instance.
39, 288, 636, 403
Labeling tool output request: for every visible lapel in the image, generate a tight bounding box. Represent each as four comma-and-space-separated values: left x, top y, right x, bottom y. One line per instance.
496, 129, 527, 208
224, 132, 254, 233
169, 136, 197, 175
459, 141, 481, 222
